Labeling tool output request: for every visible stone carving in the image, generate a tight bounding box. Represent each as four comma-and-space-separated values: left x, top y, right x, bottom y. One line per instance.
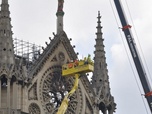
58, 52, 65, 62
29, 103, 40, 114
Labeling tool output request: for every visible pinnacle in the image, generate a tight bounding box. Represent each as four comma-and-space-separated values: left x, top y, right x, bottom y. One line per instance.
0, 0, 15, 65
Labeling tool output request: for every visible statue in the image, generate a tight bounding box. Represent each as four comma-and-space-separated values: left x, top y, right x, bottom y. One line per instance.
57, 0, 64, 12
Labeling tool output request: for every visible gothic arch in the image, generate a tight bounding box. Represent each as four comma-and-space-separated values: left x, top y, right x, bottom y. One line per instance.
10, 75, 17, 85
99, 102, 106, 114
0, 74, 7, 87
0, 69, 8, 76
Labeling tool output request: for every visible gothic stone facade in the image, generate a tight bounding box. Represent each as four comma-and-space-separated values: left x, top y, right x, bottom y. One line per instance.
0, 0, 116, 114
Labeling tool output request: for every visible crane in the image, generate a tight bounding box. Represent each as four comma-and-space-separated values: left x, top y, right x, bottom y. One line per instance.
113, 0, 152, 112
57, 55, 94, 114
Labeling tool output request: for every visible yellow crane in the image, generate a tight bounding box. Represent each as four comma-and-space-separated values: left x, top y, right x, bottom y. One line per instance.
57, 55, 94, 114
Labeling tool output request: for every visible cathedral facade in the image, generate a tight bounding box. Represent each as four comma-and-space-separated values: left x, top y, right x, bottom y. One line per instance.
0, 0, 116, 114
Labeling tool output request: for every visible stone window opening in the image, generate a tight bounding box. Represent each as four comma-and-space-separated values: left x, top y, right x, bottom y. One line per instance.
3, 48, 6, 51
10, 76, 16, 85
4, 30, 6, 36
1, 75, 7, 87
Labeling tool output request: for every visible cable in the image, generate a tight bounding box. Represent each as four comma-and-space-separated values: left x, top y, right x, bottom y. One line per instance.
109, 0, 149, 113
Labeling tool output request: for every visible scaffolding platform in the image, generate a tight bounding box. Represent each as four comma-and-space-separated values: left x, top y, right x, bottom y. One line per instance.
13, 38, 43, 68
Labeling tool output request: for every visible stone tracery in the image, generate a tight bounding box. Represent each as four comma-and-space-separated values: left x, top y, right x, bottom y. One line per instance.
39, 65, 83, 113
29, 103, 40, 114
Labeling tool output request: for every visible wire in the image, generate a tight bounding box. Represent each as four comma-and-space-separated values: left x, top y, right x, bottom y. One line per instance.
109, 0, 149, 113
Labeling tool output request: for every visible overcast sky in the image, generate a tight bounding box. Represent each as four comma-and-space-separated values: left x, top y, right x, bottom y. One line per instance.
6, 0, 152, 114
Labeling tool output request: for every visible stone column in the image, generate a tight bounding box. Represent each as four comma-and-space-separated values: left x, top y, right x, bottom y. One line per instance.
22, 86, 28, 112
0, 80, 1, 108
57, 16, 63, 34
93, 105, 100, 114
108, 109, 113, 114
7, 79, 11, 114
103, 109, 107, 114
17, 84, 21, 109
13, 82, 17, 109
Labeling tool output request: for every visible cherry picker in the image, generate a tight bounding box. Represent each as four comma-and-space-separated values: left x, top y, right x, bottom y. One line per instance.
114, 0, 152, 112
57, 56, 94, 114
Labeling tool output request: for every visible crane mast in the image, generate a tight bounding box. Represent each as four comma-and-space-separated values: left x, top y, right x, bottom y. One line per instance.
114, 0, 152, 112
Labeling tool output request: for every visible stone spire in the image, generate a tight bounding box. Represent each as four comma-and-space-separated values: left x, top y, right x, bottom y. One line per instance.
92, 11, 108, 91
56, 0, 64, 34
0, 0, 15, 65
92, 11, 116, 114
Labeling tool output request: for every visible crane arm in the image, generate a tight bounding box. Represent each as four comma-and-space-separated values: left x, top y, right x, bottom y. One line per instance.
114, 0, 152, 112
57, 58, 94, 114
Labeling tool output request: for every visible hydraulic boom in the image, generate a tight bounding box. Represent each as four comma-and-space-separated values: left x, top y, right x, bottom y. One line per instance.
114, 0, 152, 112
57, 55, 94, 114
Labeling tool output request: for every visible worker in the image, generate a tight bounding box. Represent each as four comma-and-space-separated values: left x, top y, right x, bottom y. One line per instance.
87, 54, 91, 63
74, 59, 79, 67
68, 63, 73, 68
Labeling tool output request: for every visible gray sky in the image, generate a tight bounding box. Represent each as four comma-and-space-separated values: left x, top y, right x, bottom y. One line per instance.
7, 0, 152, 114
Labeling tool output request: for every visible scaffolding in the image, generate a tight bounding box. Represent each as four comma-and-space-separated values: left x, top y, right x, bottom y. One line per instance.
13, 38, 43, 68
